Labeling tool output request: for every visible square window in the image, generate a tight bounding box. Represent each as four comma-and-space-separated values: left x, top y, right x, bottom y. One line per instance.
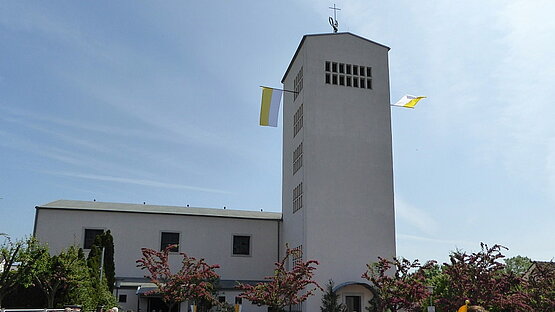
84, 229, 104, 249
161, 232, 179, 252
233, 235, 251, 255
332, 74, 338, 85
218, 296, 226, 303
325, 61, 330, 72
325, 73, 330, 84
332, 62, 337, 72
339, 75, 345, 86
346, 64, 352, 75
346, 76, 352, 87
353, 78, 359, 88
353, 65, 358, 76
366, 67, 372, 77
235, 297, 243, 305
339, 63, 344, 74
118, 294, 127, 303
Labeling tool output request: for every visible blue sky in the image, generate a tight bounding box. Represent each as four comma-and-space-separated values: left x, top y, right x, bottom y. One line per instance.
1, 1, 554, 263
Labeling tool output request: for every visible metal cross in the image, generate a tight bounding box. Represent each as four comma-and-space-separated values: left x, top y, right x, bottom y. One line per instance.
328, 4, 341, 33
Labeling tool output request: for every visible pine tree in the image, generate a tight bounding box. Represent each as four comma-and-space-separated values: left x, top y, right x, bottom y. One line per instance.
101, 230, 116, 292
320, 280, 347, 312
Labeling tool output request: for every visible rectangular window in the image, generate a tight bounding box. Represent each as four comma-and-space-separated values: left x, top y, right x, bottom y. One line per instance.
118, 294, 127, 303
293, 143, 303, 174
293, 104, 303, 137
84, 229, 104, 249
324, 61, 372, 92
294, 67, 303, 101
232, 235, 251, 255
346, 296, 362, 312
235, 297, 243, 305
160, 232, 180, 252
291, 245, 303, 266
293, 182, 303, 213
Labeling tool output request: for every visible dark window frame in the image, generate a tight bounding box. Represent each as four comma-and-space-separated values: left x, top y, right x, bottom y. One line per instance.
232, 235, 251, 256
160, 232, 180, 252
83, 228, 104, 250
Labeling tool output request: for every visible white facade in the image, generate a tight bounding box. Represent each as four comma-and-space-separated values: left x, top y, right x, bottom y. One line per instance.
34, 200, 279, 312
34, 32, 396, 312
281, 33, 396, 312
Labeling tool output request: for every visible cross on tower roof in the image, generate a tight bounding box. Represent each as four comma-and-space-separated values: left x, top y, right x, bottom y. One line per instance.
328, 4, 341, 33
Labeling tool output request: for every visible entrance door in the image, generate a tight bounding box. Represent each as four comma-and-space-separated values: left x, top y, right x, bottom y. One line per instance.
345, 295, 361, 312
147, 298, 180, 312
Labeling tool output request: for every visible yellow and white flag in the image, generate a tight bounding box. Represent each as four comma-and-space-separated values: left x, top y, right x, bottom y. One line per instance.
392, 95, 426, 108
260, 87, 283, 127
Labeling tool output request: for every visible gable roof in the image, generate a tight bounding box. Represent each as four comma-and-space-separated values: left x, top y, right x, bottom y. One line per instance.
36, 200, 282, 221
281, 32, 390, 83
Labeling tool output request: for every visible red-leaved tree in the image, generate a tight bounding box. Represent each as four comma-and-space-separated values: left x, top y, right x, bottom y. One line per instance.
136, 245, 220, 311
435, 243, 530, 312
362, 257, 436, 312
237, 246, 322, 312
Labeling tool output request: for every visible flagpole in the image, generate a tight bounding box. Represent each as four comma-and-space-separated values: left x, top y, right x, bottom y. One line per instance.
260, 86, 298, 94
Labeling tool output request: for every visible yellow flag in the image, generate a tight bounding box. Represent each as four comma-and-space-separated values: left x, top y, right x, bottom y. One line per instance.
392, 95, 426, 108
260, 87, 283, 127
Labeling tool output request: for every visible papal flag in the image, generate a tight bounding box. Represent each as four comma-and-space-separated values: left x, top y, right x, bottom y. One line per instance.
392, 95, 426, 108
259, 87, 283, 127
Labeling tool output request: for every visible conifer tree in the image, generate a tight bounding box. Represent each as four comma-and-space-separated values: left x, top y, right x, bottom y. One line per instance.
320, 280, 347, 312
101, 230, 115, 292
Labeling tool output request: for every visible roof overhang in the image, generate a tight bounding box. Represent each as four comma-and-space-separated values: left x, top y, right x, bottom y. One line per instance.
332, 281, 374, 292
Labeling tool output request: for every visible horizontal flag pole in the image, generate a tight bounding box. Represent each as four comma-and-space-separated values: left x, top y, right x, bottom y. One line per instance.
260, 86, 298, 94
390, 105, 415, 109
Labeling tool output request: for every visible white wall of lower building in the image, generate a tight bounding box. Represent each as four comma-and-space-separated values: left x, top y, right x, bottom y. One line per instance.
35, 208, 279, 280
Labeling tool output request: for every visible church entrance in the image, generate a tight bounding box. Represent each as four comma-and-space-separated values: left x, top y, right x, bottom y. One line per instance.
147, 298, 179, 312
345, 295, 361, 312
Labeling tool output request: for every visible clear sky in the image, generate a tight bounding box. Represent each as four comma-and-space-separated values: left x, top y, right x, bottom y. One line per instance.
1, 1, 554, 264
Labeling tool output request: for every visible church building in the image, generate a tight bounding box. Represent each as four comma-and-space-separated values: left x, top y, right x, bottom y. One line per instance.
34, 32, 396, 312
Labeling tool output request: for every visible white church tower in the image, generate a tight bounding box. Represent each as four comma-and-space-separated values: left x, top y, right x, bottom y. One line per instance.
281, 33, 396, 312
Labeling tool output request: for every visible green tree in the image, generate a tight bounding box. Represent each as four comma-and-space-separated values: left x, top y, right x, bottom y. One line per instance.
320, 280, 347, 312
504, 256, 532, 277
86, 238, 117, 309
30, 245, 92, 308
101, 230, 116, 292
0, 236, 43, 307
86, 231, 116, 291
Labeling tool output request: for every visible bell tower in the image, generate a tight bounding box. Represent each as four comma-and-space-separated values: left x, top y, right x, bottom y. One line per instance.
281, 33, 396, 311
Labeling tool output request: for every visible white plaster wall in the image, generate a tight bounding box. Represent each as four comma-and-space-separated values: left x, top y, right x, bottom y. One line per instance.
282, 33, 396, 312
34, 208, 279, 280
